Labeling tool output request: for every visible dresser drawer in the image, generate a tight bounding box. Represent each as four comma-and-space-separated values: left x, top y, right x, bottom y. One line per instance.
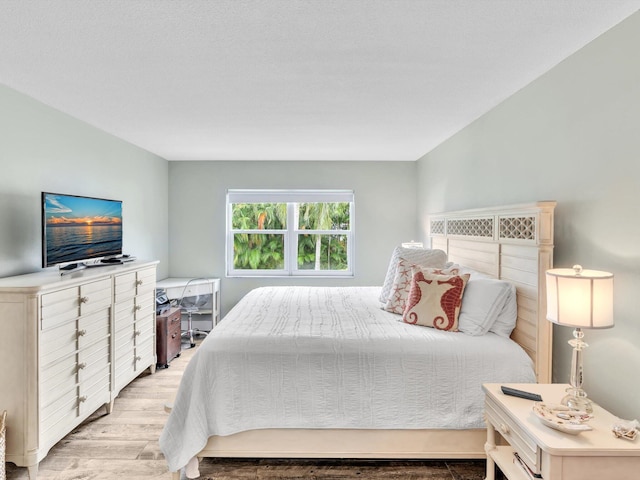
115, 323, 135, 351
40, 400, 78, 446
79, 278, 112, 315
114, 271, 137, 301
114, 297, 135, 326
135, 294, 155, 317
78, 309, 111, 349
41, 318, 77, 358
136, 336, 155, 363
79, 364, 110, 400
485, 397, 540, 473
41, 331, 77, 368
135, 267, 156, 295
79, 374, 111, 417
114, 355, 136, 388
41, 383, 77, 424
41, 354, 77, 401
78, 341, 110, 381
135, 316, 154, 340
41, 286, 79, 329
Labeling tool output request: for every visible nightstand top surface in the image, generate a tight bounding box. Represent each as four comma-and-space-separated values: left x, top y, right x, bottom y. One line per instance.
483, 383, 640, 456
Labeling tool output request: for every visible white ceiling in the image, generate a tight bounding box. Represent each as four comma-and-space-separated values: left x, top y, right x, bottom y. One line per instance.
1, 1, 639, 161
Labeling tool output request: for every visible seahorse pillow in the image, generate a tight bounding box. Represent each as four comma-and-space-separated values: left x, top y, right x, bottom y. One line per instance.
383, 260, 460, 315
379, 247, 448, 303
402, 271, 470, 331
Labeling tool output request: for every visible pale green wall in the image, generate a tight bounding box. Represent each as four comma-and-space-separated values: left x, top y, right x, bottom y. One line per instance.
416, 12, 640, 419
167, 160, 418, 316
0, 84, 170, 279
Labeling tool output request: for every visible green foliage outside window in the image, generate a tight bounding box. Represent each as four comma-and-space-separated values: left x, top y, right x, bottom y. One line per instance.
231, 203, 287, 230
232, 202, 350, 271
297, 234, 348, 270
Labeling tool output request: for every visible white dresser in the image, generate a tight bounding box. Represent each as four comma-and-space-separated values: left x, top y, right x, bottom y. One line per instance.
0, 260, 158, 479
112, 266, 157, 396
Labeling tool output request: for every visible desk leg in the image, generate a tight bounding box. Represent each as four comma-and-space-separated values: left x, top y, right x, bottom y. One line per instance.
484, 418, 496, 480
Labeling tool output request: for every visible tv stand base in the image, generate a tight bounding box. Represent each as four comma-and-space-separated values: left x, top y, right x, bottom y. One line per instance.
58, 262, 87, 275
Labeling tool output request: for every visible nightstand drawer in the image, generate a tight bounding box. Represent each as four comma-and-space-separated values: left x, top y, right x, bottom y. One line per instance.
485, 397, 540, 474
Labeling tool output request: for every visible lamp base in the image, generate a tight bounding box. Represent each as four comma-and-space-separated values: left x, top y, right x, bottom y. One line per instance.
561, 387, 593, 414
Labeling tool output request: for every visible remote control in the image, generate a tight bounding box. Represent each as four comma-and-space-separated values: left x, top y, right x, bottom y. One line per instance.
501, 386, 543, 401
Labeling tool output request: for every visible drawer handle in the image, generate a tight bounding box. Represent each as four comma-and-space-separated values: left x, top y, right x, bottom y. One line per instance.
136, 279, 144, 286
135, 355, 142, 361
78, 395, 87, 403
134, 330, 141, 336
80, 296, 89, 304
499, 423, 510, 435
77, 329, 87, 337
171, 333, 177, 339
134, 305, 142, 311
77, 362, 87, 370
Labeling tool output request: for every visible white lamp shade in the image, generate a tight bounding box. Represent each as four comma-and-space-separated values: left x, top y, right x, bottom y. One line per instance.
401, 241, 424, 249
546, 267, 614, 329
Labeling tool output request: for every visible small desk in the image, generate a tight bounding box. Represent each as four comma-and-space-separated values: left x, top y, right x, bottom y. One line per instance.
156, 277, 221, 328
483, 383, 640, 480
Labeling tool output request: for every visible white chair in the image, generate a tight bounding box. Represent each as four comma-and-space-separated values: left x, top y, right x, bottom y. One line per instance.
177, 278, 212, 348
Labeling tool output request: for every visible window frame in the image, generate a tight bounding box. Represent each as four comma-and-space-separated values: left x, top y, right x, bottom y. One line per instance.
226, 189, 354, 278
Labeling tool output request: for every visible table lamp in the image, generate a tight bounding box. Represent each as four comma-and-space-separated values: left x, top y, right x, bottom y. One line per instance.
545, 265, 614, 413
401, 240, 424, 248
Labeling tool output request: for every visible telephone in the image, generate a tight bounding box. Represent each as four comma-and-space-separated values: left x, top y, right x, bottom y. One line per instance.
156, 289, 171, 314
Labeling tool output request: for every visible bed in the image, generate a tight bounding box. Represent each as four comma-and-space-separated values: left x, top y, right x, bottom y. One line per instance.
160, 202, 556, 479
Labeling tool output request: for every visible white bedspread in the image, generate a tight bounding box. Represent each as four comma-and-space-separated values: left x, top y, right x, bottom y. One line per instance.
160, 286, 535, 472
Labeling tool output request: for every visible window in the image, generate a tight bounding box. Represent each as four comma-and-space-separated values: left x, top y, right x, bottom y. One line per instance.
227, 190, 354, 277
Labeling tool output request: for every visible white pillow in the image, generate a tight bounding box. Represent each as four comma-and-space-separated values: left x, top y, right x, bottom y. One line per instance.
458, 278, 516, 336
457, 265, 494, 280
379, 247, 447, 303
489, 288, 518, 337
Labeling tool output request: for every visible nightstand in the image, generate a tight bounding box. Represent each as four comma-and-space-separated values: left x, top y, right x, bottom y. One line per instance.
483, 383, 640, 480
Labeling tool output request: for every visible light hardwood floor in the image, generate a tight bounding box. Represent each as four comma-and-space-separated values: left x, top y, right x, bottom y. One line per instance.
6, 339, 487, 480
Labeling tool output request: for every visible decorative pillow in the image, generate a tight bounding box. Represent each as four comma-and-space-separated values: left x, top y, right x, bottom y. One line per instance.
458, 279, 515, 336
402, 271, 470, 331
383, 260, 460, 315
379, 247, 447, 303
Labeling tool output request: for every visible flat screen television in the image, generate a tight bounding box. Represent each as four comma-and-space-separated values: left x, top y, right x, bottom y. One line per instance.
42, 192, 123, 268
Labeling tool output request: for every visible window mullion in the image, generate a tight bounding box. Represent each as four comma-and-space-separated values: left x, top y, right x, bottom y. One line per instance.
230, 229, 283, 234
287, 203, 297, 274
348, 201, 354, 275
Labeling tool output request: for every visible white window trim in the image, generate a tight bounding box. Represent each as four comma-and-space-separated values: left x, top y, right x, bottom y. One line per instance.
226, 189, 354, 278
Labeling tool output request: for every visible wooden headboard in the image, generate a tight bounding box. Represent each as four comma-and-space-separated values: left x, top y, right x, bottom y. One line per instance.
429, 202, 556, 383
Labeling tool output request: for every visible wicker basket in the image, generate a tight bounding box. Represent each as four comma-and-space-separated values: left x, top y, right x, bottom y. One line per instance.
0, 410, 6, 480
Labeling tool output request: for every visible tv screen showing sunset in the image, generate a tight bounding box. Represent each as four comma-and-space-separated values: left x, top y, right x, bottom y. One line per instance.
43, 193, 122, 266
